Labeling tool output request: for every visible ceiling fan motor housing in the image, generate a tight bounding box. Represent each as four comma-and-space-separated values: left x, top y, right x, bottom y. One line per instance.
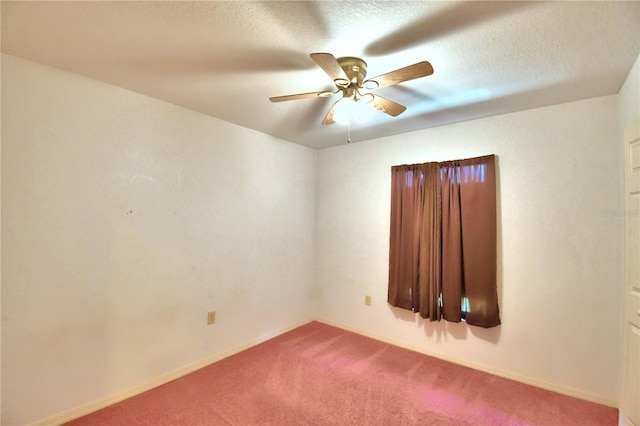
337, 57, 367, 87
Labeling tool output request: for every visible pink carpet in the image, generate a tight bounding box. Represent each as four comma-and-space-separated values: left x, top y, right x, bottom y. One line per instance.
67, 321, 617, 425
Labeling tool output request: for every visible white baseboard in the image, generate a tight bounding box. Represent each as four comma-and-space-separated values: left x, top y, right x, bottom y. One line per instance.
31, 319, 313, 426
32, 316, 616, 425
314, 317, 618, 409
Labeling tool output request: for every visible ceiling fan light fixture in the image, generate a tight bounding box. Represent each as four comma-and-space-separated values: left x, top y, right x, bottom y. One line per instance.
363, 80, 379, 90
333, 97, 355, 124
333, 93, 377, 124
361, 93, 375, 103
317, 91, 335, 98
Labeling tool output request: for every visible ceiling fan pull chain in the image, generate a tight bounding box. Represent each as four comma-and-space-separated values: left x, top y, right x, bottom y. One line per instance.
347, 120, 351, 143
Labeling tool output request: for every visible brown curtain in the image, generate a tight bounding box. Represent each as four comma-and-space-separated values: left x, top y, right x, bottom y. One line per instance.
388, 155, 500, 328
388, 164, 429, 312
388, 163, 441, 320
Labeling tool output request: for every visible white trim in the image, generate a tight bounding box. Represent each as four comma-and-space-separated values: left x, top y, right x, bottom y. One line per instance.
620, 119, 640, 426
315, 317, 618, 409
31, 319, 313, 426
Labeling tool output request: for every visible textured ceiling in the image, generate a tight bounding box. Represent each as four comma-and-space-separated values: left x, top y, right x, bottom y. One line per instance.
2, 1, 639, 149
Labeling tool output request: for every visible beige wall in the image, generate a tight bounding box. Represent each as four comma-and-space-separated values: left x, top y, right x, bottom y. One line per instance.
1, 54, 317, 425
315, 94, 623, 405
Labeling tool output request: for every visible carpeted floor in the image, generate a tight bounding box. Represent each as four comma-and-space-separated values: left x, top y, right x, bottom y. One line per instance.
66, 321, 617, 425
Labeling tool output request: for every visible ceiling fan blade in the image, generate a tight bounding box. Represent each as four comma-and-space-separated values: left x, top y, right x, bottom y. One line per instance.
366, 94, 407, 117
365, 61, 434, 89
270, 91, 334, 102
322, 99, 341, 125
310, 53, 350, 87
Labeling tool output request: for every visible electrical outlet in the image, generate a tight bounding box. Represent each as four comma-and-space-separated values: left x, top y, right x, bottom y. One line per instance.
207, 311, 216, 325
365, 295, 372, 306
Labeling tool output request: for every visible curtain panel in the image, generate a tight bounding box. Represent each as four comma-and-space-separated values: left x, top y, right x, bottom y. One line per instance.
388, 154, 500, 328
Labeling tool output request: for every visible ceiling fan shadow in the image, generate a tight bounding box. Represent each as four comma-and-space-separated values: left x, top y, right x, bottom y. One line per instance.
257, 1, 330, 40
381, 85, 436, 104
365, 1, 537, 56
130, 47, 314, 76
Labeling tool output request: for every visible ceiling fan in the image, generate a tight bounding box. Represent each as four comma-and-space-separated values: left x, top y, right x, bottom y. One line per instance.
269, 53, 434, 126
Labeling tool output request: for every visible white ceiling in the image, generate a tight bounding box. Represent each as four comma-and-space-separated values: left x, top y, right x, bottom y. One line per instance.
2, 1, 639, 149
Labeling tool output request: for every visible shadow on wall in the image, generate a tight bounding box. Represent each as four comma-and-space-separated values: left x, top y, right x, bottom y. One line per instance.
389, 304, 501, 344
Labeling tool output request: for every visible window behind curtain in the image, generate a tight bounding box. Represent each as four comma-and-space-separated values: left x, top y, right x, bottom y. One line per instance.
388, 155, 500, 328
